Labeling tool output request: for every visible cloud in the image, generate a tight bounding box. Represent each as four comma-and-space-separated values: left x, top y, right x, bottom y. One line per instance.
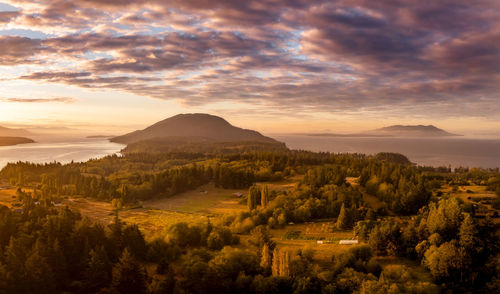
0, 11, 20, 23
0, 0, 499, 120
1, 97, 77, 103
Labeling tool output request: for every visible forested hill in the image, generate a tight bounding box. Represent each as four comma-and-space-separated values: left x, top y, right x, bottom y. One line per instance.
0, 136, 35, 146
111, 113, 279, 144
121, 137, 287, 154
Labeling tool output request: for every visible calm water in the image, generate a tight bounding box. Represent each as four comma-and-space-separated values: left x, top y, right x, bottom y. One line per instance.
273, 135, 500, 169
0, 139, 125, 169
1, 136, 499, 169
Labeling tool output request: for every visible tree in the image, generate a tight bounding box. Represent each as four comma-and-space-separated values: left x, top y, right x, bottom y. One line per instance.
24, 246, 55, 294
261, 185, 269, 208
85, 246, 112, 292
112, 249, 147, 294
279, 250, 290, 277
459, 213, 478, 251
336, 203, 352, 230
260, 244, 272, 274
272, 248, 280, 276
424, 241, 462, 281
248, 185, 259, 211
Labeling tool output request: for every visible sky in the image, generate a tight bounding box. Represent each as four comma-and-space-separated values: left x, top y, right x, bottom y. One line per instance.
0, 0, 499, 135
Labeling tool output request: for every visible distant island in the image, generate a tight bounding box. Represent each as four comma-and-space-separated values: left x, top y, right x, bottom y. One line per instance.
0, 137, 35, 146
308, 125, 461, 137
0, 126, 35, 146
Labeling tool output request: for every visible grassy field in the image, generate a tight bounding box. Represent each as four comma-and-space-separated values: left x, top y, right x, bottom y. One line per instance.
446, 185, 497, 202
0, 188, 17, 207
267, 222, 358, 267
143, 183, 248, 214
0, 187, 34, 207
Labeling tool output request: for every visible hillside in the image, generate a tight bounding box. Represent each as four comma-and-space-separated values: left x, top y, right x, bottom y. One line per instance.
0, 126, 32, 137
111, 113, 280, 144
0, 137, 35, 146
370, 125, 460, 137
122, 136, 287, 154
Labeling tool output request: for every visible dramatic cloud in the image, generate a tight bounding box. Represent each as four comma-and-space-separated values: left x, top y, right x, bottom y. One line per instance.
1, 0, 500, 119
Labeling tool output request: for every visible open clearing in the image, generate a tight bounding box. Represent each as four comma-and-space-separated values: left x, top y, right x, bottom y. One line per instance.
347, 177, 386, 211
268, 222, 357, 266
143, 182, 248, 214
0, 188, 17, 207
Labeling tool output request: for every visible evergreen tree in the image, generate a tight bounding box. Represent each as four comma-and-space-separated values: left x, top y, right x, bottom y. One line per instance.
279, 250, 290, 277
112, 249, 147, 294
272, 247, 280, 276
336, 203, 352, 230
261, 185, 269, 208
260, 244, 272, 274
248, 185, 259, 211
85, 246, 112, 292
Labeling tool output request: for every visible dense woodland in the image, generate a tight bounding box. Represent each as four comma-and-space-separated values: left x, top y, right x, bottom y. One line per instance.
1, 145, 500, 293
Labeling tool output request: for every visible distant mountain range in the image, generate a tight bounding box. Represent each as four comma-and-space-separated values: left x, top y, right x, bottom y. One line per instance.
308, 125, 461, 138
111, 113, 280, 144
0, 137, 35, 146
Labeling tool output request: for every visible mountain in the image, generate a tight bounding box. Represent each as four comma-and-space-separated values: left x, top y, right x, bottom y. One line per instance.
0, 137, 35, 146
0, 126, 32, 137
111, 113, 280, 145
369, 125, 460, 137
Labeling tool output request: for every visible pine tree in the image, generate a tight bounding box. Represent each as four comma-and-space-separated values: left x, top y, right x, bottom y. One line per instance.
112, 249, 147, 294
279, 250, 290, 277
336, 203, 352, 230
272, 247, 280, 276
248, 185, 259, 211
85, 246, 112, 292
260, 244, 272, 273
261, 185, 269, 208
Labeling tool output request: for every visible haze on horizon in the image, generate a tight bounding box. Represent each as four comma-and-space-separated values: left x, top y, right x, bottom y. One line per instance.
1, 0, 500, 136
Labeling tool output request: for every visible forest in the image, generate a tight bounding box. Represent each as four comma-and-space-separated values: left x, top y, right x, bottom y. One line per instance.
1, 144, 500, 293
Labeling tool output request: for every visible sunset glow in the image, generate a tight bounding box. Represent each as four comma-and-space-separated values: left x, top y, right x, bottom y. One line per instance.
1, 0, 499, 135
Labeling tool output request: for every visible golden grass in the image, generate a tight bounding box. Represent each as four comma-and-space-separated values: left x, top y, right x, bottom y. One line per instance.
0, 188, 33, 207
270, 222, 359, 267
143, 183, 247, 214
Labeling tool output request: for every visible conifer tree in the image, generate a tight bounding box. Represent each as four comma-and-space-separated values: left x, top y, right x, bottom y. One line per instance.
261, 185, 269, 208
336, 203, 352, 230
272, 247, 280, 276
260, 244, 272, 273
112, 249, 147, 294
85, 246, 112, 292
279, 250, 290, 277
248, 185, 259, 211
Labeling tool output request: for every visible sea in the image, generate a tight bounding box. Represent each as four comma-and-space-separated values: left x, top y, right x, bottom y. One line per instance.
0, 139, 125, 169
0, 136, 499, 170
273, 135, 500, 169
